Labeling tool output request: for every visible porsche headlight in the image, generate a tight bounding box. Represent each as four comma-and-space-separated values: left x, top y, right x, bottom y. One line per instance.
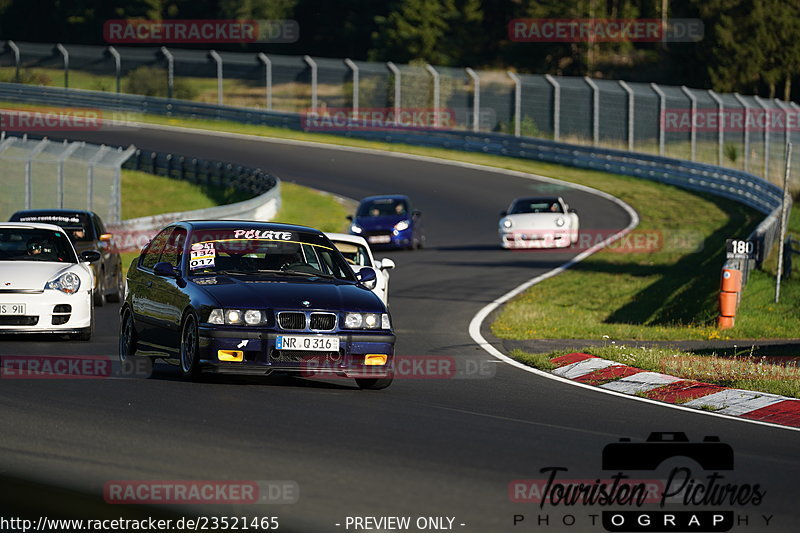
344, 312, 391, 330
46, 272, 81, 294
555, 217, 565, 227
501, 218, 513, 229
394, 220, 410, 231
350, 224, 363, 234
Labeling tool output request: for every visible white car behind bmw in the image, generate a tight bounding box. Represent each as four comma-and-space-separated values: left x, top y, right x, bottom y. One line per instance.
325, 233, 395, 304
0, 222, 99, 339
499, 196, 580, 249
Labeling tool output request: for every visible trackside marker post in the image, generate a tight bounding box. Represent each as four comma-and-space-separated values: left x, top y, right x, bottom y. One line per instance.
776, 143, 792, 303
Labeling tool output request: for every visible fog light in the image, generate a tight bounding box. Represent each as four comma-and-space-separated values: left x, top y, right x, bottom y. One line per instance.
218, 350, 244, 362
364, 354, 387, 366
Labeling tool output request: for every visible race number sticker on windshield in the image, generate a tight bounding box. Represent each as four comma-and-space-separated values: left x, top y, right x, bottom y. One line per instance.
190, 242, 215, 270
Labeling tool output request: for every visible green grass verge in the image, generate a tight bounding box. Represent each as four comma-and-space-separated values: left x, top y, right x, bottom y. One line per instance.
510, 345, 800, 399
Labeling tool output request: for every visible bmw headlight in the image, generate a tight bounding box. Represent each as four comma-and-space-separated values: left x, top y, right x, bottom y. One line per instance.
501, 218, 513, 229
394, 220, 410, 231
46, 272, 81, 294
208, 308, 264, 325
344, 312, 391, 330
555, 217, 565, 227
350, 224, 363, 234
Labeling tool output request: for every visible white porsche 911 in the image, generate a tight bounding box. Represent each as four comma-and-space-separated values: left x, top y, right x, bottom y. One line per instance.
325, 232, 395, 304
0, 222, 100, 339
499, 196, 580, 249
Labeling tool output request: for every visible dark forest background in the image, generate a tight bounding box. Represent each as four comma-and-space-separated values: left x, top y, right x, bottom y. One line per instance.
1, 0, 798, 99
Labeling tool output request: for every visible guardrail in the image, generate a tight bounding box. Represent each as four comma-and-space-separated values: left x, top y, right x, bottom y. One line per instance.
3, 84, 782, 253
15, 131, 281, 251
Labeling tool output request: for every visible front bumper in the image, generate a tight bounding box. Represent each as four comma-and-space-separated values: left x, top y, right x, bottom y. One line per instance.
500, 230, 571, 249
197, 327, 396, 378
0, 290, 91, 333
362, 227, 413, 249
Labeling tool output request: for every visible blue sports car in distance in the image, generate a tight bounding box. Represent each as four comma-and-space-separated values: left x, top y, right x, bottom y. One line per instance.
120, 221, 395, 389
348, 194, 425, 250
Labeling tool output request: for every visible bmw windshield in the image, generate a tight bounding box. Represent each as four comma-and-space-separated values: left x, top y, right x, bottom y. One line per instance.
185, 228, 357, 281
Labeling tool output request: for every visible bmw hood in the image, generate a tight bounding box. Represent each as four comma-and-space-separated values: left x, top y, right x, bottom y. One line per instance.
191, 276, 384, 312
503, 213, 569, 229
0, 261, 90, 291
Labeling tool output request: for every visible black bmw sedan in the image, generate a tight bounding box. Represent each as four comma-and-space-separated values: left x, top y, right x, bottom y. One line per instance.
119, 221, 395, 389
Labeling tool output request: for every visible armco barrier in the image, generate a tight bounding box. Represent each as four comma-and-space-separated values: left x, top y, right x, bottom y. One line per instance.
0, 82, 785, 265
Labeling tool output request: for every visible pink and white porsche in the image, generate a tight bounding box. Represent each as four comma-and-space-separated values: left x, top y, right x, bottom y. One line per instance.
498, 196, 579, 249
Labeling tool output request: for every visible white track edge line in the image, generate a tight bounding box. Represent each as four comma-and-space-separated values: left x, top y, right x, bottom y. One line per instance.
120, 120, 800, 433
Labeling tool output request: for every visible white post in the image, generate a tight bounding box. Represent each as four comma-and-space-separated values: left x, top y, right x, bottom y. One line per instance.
754, 96, 770, 179
56, 43, 69, 88
387, 62, 401, 126
7, 40, 20, 82
507, 71, 522, 137
681, 86, 697, 161
26, 139, 49, 209
776, 143, 792, 303
734, 93, 750, 172
425, 64, 441, 128
257, 53, 272, 110
708, 90, 724, 166
584, 76, 600, 146
160, 47, 174, 99
465, 67, 480, 132
303, 55, 318, 112
87, 145, 108, 212
208, 50, 223, 106
57, 141, 80, 208
619, 80, 634, 151
344, 58, 359, 115
107, 46, 121, 93
545, 74, 560, 141
651, 83, 666, 156
774, 99, 792, 164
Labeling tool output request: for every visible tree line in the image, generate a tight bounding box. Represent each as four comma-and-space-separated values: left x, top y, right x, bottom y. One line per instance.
0, 0, 797, 99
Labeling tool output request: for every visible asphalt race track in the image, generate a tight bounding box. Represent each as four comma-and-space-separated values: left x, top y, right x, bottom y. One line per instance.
1, 125, 798, 532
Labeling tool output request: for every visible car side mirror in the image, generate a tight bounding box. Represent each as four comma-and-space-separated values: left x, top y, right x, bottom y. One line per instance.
346, 215, 353, 221
568, 208, 577, 213
376, 258, 395, 270
500, 210, 507, 217
153, 261, 179, 277
412, 210, 421, 218
356, 267, 377, 289
80, 250, 101, 263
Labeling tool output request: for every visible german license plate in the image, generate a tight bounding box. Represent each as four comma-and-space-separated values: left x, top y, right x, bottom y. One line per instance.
0, 303, 25, 315
368, 235, 391, 244
275, 335, 339, 351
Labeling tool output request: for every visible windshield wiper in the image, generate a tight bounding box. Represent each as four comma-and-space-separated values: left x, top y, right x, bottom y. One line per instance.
279, 269, 334, 278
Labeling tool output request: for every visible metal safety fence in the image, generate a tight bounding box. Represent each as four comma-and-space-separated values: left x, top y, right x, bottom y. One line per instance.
2, 40, 799, 190
0, 133, 134, 223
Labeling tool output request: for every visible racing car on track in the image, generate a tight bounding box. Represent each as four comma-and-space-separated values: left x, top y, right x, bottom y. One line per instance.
325, 232, 395, 304
120, 221, 395, 389
0, 222, 100, 339
498, 196, 580, 249
348, 194, 425, 249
